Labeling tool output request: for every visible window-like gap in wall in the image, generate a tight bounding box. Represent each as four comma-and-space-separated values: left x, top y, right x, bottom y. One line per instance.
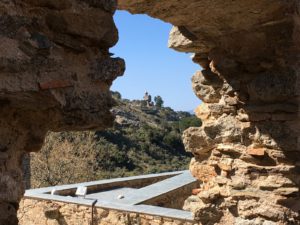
24, 11, 202, 190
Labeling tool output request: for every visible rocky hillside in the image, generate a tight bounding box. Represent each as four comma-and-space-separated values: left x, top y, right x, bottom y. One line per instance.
26, 93, 201, 188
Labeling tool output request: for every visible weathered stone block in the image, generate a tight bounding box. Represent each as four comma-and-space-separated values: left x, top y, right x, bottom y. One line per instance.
24, 0, 72, 10
248, 70, 297, 103
39, 80, 73, 90
46, 9, 118, 47
247, 147, 265, 156
190, 158, 217, 182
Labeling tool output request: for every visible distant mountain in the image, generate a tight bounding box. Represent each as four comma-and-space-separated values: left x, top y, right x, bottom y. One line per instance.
26, 92, 201, 188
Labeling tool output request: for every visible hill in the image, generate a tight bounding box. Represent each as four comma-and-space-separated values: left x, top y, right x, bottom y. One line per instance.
26, 92, 201, 188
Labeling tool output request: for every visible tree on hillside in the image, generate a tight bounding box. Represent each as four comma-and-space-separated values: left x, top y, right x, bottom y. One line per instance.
178, 116, 202, 132
154, 96, 164, 108
112, 91, 122, 100
141, 100, 147, 107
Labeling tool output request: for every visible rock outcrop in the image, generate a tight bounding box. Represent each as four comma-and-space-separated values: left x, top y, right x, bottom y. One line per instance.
119, 1, 300, 224
0, 0, 124, 224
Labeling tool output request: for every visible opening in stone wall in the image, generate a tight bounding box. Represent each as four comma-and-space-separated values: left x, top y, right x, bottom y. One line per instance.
4, 0, 298, 224
24, 11, 202, 190
19, 10, 204, 225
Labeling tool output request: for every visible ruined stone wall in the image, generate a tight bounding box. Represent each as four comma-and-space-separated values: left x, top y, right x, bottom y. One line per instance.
18, 199, 197, 225
119, 1, 300, 224
0, 1, 124, 224
2, 0, 300, 224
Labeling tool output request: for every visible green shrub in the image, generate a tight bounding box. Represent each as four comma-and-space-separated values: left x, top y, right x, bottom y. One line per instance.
178, 116, 202, 131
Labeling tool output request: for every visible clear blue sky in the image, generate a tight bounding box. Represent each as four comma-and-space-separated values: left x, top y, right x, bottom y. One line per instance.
111, 11, 201, 111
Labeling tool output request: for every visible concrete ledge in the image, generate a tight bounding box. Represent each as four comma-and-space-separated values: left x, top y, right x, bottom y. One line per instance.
24, 170, 197, 222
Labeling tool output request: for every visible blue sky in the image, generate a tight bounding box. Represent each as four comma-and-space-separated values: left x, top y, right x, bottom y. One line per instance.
111, 11, 201, 111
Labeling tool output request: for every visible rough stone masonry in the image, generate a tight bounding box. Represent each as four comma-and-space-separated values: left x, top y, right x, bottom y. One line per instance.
119, 0, 300, 224
0, 0, 124, 224
1, 0, 300, 224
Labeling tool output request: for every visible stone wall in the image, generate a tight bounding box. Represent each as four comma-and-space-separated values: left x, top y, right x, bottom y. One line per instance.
18, 199, 197, 225
18, 175, 198, 224
0, 0, 124, 224
119, 1, 300, 224
2, 0, 300, 224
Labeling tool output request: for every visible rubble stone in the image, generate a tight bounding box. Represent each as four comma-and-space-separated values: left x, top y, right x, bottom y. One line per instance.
119, 0, 300, 223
